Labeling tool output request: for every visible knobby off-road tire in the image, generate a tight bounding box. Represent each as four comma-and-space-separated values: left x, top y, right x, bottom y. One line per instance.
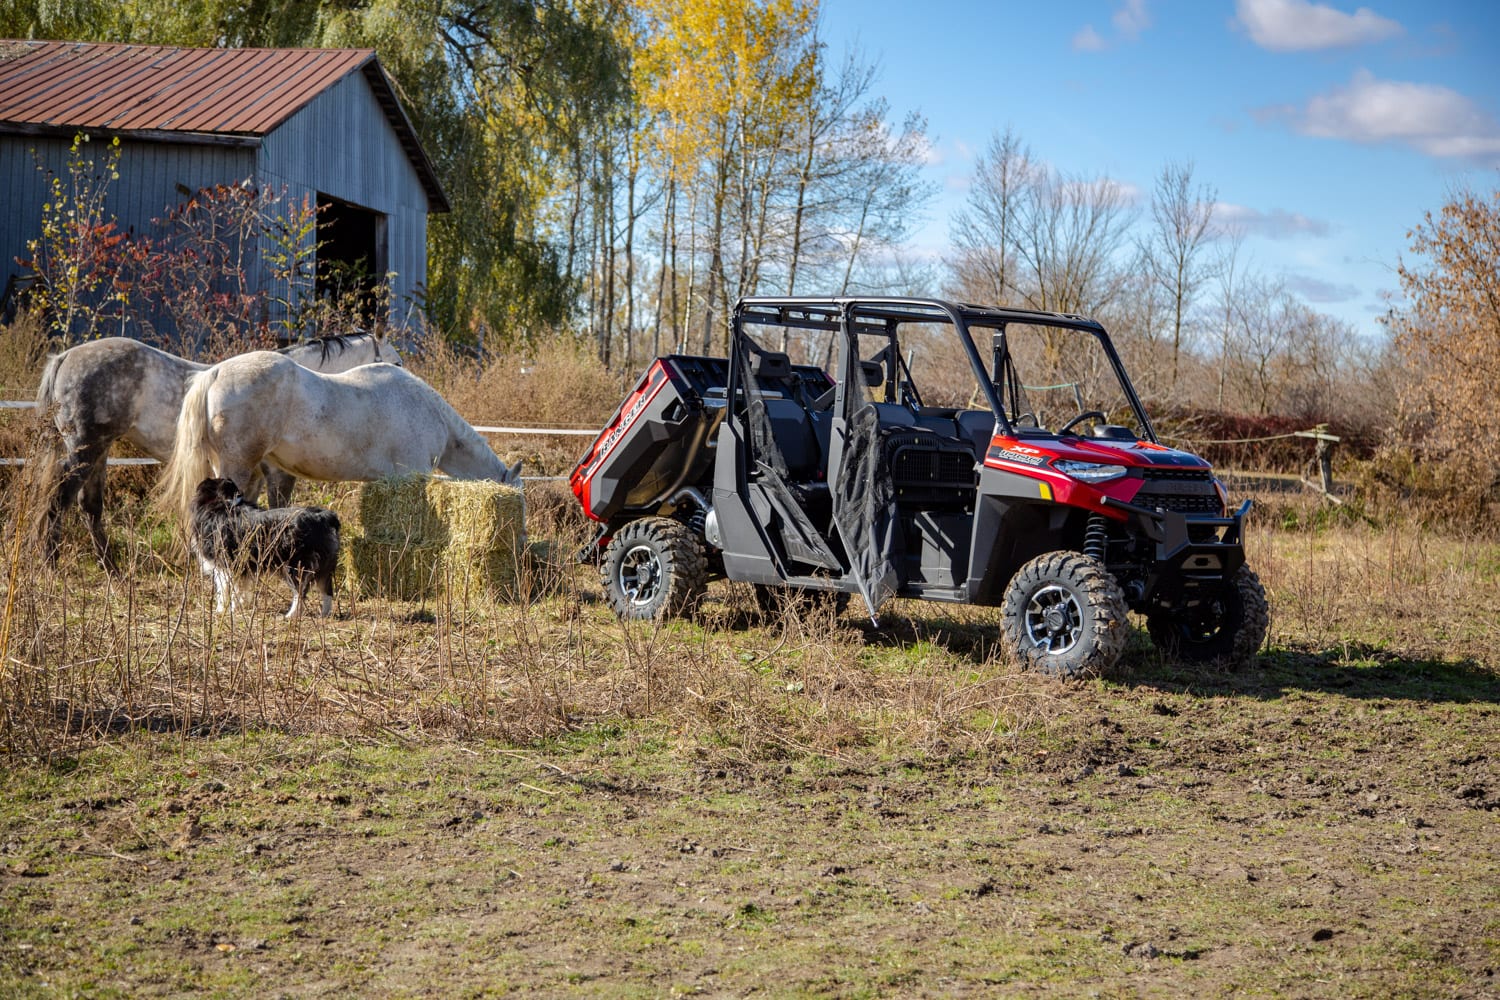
1001, 551, 1130, 679
601, 517, 708, 620
1147, 564, 1269, 666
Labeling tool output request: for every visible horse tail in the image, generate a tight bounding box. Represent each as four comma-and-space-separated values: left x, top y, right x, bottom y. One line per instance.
156, 367, 219, 525
31, 351, 66, 471
27, 351, 69, 549
35, 351, 64, 411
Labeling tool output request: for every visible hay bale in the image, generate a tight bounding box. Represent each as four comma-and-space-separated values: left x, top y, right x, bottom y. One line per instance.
345, 534, 447, 601
343, 475, 526, 601
356, 476, 447, 543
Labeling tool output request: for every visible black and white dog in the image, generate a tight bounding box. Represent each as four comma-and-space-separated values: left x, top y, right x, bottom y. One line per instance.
189, 477, 341, 618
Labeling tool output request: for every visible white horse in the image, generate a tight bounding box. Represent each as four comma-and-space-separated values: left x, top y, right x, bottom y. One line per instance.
33, 332, 399, 564
159, 352, 521, 523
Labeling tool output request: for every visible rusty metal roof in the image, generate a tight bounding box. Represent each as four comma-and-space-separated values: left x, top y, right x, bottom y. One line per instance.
0, 40, 448, 211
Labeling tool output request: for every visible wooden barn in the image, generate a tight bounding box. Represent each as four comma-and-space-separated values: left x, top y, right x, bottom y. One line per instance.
0, 40, 448, 340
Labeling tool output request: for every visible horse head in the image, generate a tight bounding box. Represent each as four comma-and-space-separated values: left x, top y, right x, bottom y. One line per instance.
365, 331, 404, 367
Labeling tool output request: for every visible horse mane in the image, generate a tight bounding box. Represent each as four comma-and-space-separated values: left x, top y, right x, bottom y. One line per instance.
278, 331, 373, 366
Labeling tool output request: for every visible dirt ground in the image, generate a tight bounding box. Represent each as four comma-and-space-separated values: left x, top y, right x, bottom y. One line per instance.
3, 627, 1497, 999
2, 496, 1498, 997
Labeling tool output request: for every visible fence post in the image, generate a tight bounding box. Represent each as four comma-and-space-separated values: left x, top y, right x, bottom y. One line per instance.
1294, 424, 1341, 498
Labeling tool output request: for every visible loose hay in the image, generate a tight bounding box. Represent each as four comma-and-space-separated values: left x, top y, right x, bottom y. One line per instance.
343, 475, 526, 601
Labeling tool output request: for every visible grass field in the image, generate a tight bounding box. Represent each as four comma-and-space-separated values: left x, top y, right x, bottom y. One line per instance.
1, 475, 1497, 997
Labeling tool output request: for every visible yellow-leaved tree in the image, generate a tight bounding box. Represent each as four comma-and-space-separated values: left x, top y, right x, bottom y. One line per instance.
634, 0, 819, 352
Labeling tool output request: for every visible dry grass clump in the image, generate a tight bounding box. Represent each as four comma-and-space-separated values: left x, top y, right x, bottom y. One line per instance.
407, 330, 624, 428
1349, 446, 1500, 534
0, 311, 50, 396
0, 313, 51, 491
4, 469, 1497, 766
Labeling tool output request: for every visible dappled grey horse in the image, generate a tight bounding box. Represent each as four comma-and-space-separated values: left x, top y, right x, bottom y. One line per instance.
33, 332, 400, 565
158, 352, 522, 527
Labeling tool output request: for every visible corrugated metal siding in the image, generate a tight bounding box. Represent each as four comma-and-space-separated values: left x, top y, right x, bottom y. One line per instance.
259, 71, 430, 324
0, 41, 446, 209
0, 133, 256, 338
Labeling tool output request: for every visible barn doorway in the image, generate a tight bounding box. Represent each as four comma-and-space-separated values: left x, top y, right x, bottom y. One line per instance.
316, 193, 387, 322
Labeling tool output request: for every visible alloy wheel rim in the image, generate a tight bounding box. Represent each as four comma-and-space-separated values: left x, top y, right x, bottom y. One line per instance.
619, 544, 663, 606
1024, 584, 1083, 654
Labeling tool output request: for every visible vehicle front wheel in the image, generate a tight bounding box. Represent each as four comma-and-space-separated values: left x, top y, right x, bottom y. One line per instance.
1147, 565, 1268, 666
1001, 551, 1129, 678
600, 517, 708, 620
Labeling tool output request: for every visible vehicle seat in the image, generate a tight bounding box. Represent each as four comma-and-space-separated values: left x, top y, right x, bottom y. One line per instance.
757, 397, 822, 481
753, 351, 794, 387
954, 409, 996, 457
872, 402, 916, 429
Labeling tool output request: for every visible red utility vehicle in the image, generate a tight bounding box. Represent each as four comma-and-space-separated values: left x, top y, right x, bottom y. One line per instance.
572, 297, 1268, 677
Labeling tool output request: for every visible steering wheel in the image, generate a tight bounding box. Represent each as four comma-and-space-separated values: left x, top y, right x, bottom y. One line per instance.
1058, 410, 1108, 435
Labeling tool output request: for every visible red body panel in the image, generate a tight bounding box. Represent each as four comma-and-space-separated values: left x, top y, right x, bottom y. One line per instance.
570, 361, 671, 521
984, 434, 1212, 520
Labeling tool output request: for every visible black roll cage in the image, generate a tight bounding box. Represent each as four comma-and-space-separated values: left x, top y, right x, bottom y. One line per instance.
732, 296, 1158, 442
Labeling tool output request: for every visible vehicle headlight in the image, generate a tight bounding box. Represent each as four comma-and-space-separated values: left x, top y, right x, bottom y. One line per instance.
1052, 459, 1128, 483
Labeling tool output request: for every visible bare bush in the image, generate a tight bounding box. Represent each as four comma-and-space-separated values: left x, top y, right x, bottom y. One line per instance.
1387, 185, 1500, 471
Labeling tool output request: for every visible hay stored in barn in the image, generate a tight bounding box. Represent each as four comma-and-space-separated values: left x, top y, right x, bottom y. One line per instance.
343, 475, 526, 600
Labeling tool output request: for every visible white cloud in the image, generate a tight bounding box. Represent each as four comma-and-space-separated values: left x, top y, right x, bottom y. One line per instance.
1213, 202, 1331, 239
1284, 274, 1362, 304
1113, 0, 1151, 40
1074, 1, 1150, 52
1234, 0, 1403, 52
1270, 70, 1500, 164
1072, 24, 1107, 52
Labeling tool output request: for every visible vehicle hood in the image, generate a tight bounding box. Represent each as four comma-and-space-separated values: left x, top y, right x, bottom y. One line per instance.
988, 433, 1211, 471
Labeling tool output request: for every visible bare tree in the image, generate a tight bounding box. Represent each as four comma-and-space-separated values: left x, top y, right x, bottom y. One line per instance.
1387, 185, 1500, 467
1221, 274, 1310, 415
1210, 225, 1247, 410
1139, 160, 1217, 390
948, 127, 1033, 304
1009, 169, 1136, 316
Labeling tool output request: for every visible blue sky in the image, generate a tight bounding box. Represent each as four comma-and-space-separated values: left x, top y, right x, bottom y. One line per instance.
816, 0, 1500, 339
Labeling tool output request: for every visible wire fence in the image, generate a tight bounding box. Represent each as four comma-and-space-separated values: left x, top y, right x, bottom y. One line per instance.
3, 397, 1345, 483
0, 399, 592, 479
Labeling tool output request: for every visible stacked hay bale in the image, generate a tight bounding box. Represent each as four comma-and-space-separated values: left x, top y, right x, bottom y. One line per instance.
345, 475, 526, 601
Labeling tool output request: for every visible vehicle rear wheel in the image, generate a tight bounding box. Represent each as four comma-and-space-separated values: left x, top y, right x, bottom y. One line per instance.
1147, 565, 1268, 666
601, 517, 708, 620
1001, 551, 1129, 678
